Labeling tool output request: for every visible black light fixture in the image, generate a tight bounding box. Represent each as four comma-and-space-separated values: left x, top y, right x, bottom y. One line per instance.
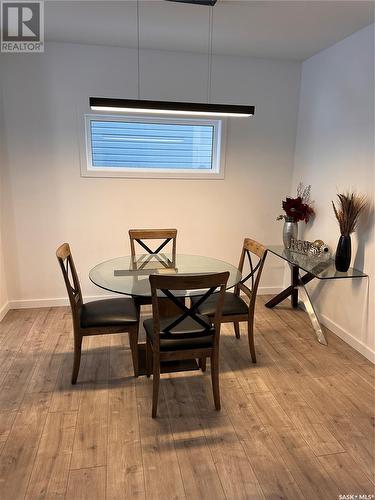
90, 1, 254, 118
166, 0, 217, 5
90, 97, 254, 117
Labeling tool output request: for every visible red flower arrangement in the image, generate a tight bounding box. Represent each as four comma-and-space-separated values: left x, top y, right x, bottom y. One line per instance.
277, 183, 315, 223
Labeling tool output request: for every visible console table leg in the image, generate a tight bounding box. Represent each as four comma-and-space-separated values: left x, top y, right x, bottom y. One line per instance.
298, 282, 328, 345
264, 266, 314, 309
291, 265, 299, 308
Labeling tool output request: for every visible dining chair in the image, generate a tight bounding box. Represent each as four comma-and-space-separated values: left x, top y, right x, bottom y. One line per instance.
128, 228, 178, 307
191, 238, 267, 363
144, 271, 229, 418
56, 243, 140, 382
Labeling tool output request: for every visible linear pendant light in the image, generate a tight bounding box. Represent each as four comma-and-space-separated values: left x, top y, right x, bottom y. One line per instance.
90, 2, 254, 118
90, 97, 254, 117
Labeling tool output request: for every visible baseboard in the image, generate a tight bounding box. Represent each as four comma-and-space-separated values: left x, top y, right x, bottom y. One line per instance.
0, 301, 9, 322
8, 294, 119, 309
257, 286, 283, 295
319, 312, 375, 363
9, 287, 282, 310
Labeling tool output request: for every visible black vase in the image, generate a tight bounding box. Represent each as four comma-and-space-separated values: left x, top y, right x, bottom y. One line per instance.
335, 235, 351, 272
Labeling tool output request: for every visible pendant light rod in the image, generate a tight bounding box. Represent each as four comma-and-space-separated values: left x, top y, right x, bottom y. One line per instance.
136, 0, 141, 100
207, 4, 213, 104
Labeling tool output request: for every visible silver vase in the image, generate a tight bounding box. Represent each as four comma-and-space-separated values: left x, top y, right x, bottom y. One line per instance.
283, 220, 298, 248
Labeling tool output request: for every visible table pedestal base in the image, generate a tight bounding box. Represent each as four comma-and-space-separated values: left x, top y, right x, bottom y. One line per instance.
265, 264, 327, 346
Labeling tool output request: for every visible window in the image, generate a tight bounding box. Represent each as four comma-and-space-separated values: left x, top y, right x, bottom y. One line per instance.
82, 114, 225, 179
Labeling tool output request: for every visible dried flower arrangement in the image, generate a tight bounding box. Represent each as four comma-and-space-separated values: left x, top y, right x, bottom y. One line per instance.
332, 192, 368, 236
277, 183, 315, 223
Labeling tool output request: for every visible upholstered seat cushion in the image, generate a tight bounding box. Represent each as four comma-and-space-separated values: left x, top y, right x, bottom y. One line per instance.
80, 298, 138, 328
143, 315, 214, 351
191, 292, 249, 317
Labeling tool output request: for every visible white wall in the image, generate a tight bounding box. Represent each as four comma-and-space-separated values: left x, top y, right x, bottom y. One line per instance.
0, 205, 7, 320
292, 24, 375, 361
0, 43, 301, 307
0, 86, 9, 320
0, 233, 7, 320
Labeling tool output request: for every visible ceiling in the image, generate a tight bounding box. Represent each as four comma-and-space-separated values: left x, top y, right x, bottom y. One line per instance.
44, 1, 374, 61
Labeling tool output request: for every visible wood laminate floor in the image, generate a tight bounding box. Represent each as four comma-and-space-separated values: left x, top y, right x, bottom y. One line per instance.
0, 296, 373, 499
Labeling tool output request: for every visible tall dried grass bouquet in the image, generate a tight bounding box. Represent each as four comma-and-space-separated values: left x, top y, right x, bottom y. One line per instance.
332, 192, 367, 237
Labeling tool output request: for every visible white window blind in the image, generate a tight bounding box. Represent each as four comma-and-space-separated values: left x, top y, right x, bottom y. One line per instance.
83, 114, 224, 179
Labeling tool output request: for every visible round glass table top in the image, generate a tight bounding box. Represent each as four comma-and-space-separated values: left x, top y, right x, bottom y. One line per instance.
89, 253, 242, 297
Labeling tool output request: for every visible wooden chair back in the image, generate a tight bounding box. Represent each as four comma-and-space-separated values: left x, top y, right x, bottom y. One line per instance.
56, 243, 83, 326
235, 238, 267, 306
149, 272, 229, 349
129, 229, 177, 259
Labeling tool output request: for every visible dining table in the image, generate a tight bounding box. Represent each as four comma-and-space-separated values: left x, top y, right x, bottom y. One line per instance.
89, 252, 242, 375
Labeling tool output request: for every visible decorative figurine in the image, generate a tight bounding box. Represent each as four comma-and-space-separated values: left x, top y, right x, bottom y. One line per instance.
290, 238, 330, 258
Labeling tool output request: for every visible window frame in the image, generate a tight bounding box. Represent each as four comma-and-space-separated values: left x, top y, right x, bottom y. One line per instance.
81, 113, 226, 179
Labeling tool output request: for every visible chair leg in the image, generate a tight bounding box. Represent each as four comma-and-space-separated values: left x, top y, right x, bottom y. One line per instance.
152, 353, 160, 418
233, 322, 240, 339
210, 350, 221, 411
146, 336, 152, 378
128, 326, 139, 377
248, 320, 257, 363
71, 335, 82, 385
199, 357, 207, 372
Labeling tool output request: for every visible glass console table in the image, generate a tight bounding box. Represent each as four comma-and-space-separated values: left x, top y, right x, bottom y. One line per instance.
266, 246, 367, 345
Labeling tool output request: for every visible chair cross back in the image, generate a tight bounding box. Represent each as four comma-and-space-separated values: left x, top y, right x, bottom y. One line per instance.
129, 229, 177, 257
137, 238, 171, 255
56, 243, 83, 313
160, 286, 218, 338
240, 249, 262, 291
236, 238, 267, 299
149, 272, 229, 343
